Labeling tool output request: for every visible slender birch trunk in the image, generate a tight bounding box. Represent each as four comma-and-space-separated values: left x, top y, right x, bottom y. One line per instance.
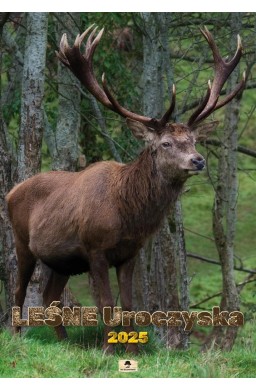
16, 13, 48, 313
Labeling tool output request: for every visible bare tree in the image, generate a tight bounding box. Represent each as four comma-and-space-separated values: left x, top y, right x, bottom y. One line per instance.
17, 13, 48, 179
15, 13, 48, 314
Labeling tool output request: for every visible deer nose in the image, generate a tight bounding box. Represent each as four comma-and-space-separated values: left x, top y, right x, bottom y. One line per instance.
191, 156, 205, 171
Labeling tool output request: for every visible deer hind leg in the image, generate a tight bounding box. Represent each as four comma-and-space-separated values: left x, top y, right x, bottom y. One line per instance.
42, 269, 69, 340
116, 257, 139, 354
14, 238, 37, 335
89, 250, 115, 354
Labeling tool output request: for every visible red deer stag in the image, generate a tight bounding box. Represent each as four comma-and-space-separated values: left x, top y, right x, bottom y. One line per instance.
6, 25, 245, 353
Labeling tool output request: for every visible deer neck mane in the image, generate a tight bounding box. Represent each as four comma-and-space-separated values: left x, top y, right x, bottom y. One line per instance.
116, 147, 184, 237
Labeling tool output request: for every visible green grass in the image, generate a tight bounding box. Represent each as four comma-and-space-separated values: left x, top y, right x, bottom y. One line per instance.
0, 317, 255, 378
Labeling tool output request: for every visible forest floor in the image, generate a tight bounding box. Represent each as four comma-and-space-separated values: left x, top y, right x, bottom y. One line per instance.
1, 143, 256, 378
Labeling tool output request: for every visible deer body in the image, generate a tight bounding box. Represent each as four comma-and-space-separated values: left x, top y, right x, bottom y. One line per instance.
7, 25, 244, 353
7, 127, 189, 275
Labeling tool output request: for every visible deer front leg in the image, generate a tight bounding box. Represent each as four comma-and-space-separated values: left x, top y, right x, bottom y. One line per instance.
42, 270, 69, 340
89, 250, 115, 353
116, 257, 139, 354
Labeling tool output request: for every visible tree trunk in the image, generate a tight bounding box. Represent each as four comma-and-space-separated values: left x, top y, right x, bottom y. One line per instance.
203, 13, 242, 351
50, 13, 81, 306
0, 13, 18, 325
174, 200, 189, 349
15, 13, 48, 314
133, 12, 187, 349
51, 13, 81, 171
17, 13, 48, 180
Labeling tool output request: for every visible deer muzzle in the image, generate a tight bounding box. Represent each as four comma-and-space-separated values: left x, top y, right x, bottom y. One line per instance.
191, 156, 205, 171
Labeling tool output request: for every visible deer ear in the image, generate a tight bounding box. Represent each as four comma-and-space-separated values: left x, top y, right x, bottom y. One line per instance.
126, 119, 156, 142
193, 120, 219, 141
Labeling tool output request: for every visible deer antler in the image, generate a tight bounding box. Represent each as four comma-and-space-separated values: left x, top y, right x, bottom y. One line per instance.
188, 26, 245, 127
56, 25, 176, 132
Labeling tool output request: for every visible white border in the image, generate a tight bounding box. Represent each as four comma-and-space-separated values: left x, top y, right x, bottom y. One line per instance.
1, 1, 256, 12
0, 378, 255, 389
1, 2, 255, 386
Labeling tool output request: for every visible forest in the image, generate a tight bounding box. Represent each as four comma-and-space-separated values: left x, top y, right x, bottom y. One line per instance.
0, 12, 255, 378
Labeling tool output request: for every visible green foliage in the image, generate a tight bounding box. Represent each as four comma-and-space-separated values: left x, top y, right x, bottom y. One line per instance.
78, 12, 143, 163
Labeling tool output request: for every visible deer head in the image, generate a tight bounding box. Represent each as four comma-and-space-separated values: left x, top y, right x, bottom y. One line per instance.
56, 25, 245, 181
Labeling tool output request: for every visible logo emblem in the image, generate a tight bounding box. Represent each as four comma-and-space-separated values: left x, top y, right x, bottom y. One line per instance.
119, 360, 138, 372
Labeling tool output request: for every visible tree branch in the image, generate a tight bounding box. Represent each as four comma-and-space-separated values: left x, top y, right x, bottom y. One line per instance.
89, 95, 122, 163
203, 139, 256, 158
187, 252, 256, 275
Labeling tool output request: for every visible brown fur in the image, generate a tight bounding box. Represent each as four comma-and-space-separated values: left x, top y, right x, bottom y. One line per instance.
7, 122, 205, 353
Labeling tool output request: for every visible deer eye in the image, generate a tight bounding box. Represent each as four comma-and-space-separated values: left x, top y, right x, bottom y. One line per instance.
162, 142, 172, 148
